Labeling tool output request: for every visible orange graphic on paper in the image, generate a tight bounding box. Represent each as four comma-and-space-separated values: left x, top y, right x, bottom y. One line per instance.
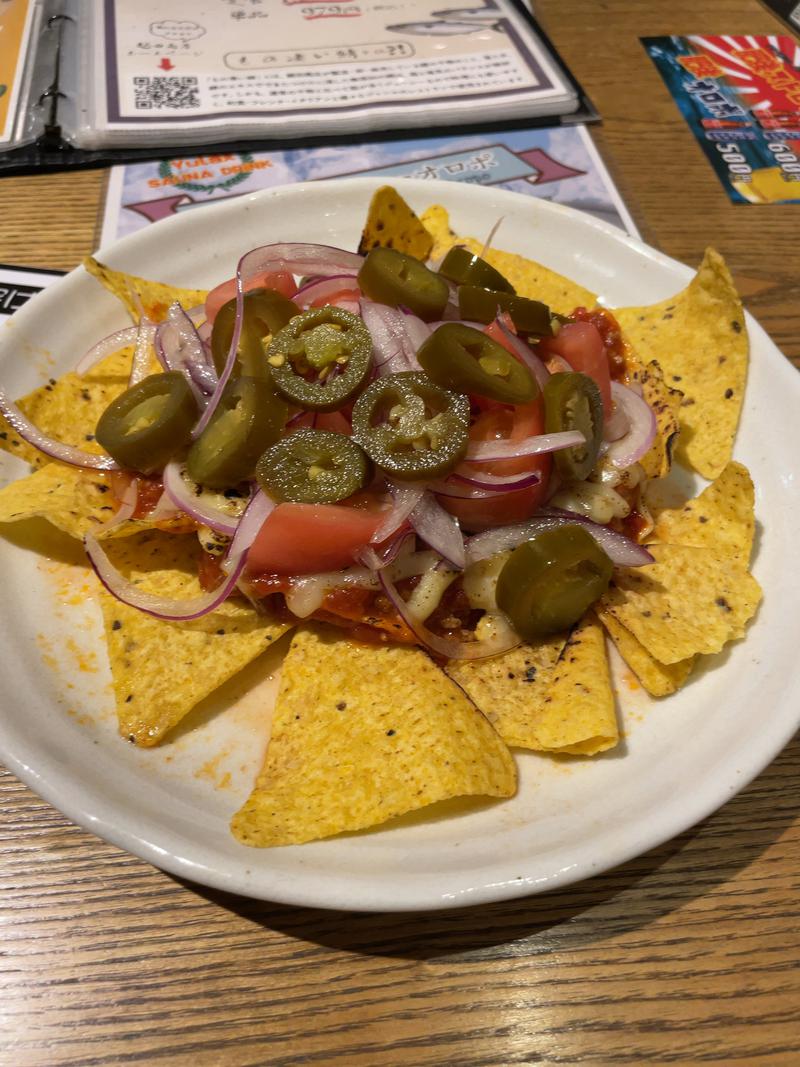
0, 0, 32, 138
677, 54, 722, 79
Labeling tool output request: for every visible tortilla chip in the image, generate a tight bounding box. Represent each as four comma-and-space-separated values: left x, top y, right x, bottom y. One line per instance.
231, 625, 516, 847
633, 359, 683, 479
600, 543, 761, 664
445, 634, 566, 749
0, 349, 132, 468
0, 462, 191, 541
101, 532, 292, 746
357, 185, 434, 260
614, 249, 747, 479
653, 461, 755, 568
532, 613, 618, 755
84, 257, 207, 323
420, 205, 596, 315
599, 610, 695, 698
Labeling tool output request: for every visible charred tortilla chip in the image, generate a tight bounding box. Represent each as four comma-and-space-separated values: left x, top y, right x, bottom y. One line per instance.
445, 635, 566, 749
84, 257, 207, 323
599, 610, 695, 698
600, 543, 761, 664
615, 249, 747, 479
634, 359, 683, 479
420, 205, 596, 315
231, 625, 516, 847
653, 460, 755, 568
101, 532, 291, 746
0, 349, 132, 468
448, 616, 617, 756
358, 185, 434, 260
532, 613, 618, 755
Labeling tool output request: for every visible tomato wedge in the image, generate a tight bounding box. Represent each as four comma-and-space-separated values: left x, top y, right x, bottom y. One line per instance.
204, 270, 298, 323
538, 321, 612, 418
246, 502, 385, 575
441, 401, 551, 531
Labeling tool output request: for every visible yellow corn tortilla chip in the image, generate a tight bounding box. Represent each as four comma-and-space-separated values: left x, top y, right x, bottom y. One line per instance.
420, 205, 596, 315
357, 185, 434, 261
532, 613, 618, 755
445, 634, 566, 749
100, 532, 292, 746
599, 610, 695, 698
614, 249, 747, 479
0, 462, 190, 541
653, 460, 755, 569
633, 359, 683, 479
600, 543, 762, 664
231, 625, 516, 847
0, 349, 132, 468
84, 256, 207, 323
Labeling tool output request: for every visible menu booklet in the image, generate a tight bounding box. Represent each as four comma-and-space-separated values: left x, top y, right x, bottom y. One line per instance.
0, 0, 596, 172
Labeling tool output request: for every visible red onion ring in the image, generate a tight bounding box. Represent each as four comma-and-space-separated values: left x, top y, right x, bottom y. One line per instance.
370, 482, 424, 543
466, 430, 584, 463
360, 300, 421, 374
465, 511, 654, 568
604, 382, 657, 468
128, 320, 157, 387
85, 531, 246, 622
0, 388, 119, 470
76, 326, 140, 376
162, 461, 243, 536
409, 491, 465, 570
293, 273, 360, 308
378, 569, 520, 661
224, 489, 276, 569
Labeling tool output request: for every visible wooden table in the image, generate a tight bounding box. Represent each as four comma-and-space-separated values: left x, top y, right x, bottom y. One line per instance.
1, 2, 798, 1063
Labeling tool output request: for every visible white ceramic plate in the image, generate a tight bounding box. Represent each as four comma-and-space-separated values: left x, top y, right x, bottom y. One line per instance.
1, 178, 798, 912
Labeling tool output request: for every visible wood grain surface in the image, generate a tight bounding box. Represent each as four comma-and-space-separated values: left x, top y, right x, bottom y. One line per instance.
1, 2, 798, 1064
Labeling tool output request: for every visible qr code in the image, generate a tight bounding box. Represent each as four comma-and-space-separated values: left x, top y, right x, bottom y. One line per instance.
133, 76, 200, 110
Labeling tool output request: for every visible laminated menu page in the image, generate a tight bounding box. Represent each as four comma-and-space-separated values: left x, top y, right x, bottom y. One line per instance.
63, 0, 581, 149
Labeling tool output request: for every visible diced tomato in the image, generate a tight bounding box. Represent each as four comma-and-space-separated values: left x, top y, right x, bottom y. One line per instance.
571, 306, 627, 380
441, 401, 551, 531
314, 410, 352, 435
538, 321, 612, 418
204, 270, 298, 323
246, 501, 386, 575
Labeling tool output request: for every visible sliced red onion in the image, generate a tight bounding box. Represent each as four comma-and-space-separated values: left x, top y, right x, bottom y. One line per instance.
97, 477, 138, 532
238, 242, 364, 279
465, 511, 654, 568
360, 300, 421, 374
357, 529, 415, 571
147, 489, 182, 522
197, 320, 212, 344
76, 326, 140, 376
480, 216, 504, 256
85, 531, 246, 622
494, 315, 550, 389
400, 310, 432, 353
293, 273, 360, 309
604, 382, 657, 468
0, 388, 119, 470
409, 491, 465, 570
128, 320, 157, 387
370, 482, 424, 543
185, 304, 207, 325
224, 489, 276, 569
453, 467, 542, 493
378, 569, 520, 661
603, 395, 631, 443
162, 460, 243, 535
466, 430, 584, 463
